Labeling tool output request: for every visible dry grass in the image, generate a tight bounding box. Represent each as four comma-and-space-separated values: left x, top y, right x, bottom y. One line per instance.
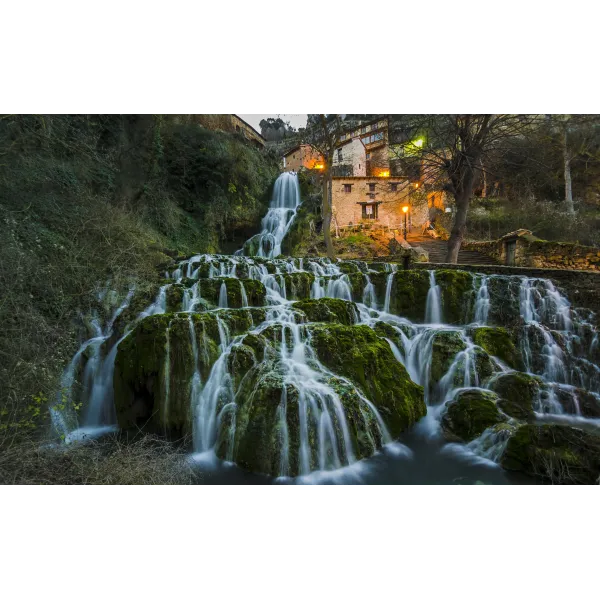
0, 433, 198, 485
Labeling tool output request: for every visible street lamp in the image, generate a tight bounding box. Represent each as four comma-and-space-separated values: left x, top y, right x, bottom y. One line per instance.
402, 205, 409, 240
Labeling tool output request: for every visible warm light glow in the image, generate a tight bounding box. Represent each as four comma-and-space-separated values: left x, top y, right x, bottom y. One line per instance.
415, 183, 419, 188
314, 164, 324, 170
402, 205, 409, 213
414, 138, 424, 148
377, 170, 390, 178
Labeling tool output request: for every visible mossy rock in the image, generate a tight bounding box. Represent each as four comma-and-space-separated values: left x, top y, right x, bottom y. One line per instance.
113, 310, 259, 435
470, 326, 522, 370
486, 276, 522, 327
293, 298, 357, 326
430, 330, 467, 384
389, 270, 431, 321
435, 270, 475, 324
217, 358, 392, 477
372, 320, 412, 346
441, 389, 507, 442
281, 272, 315, 300
489, 371, 544, 420
553, 386, 600, 418
113, 314, 196, 435
166, 284, 185, 312
501, 424, 600, 484
196, 278, 266, 308
308, 323, 426, 436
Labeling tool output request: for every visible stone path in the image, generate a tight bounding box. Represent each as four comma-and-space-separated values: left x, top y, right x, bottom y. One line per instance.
406, 233, 499, 265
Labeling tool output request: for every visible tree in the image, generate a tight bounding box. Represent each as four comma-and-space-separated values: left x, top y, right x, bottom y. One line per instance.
546, 115, 600, 214
389, 114, 532, 263
301, 114, 344, 259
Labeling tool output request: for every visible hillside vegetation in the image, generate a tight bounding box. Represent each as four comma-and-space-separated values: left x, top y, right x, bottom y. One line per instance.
0, 115, 279, 446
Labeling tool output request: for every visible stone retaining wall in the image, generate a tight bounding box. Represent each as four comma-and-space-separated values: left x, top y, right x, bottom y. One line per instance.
368, 258, 600, 315
462, 238, 600, 271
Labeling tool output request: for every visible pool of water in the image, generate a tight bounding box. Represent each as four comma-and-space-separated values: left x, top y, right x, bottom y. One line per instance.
188, 428, 537, 485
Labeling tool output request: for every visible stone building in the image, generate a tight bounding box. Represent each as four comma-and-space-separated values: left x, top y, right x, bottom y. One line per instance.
282, 144, 324, 172
332, 138, 366, 177
337, 117, 390, 177
331, 176, 412, 232
190, 114, 266, 148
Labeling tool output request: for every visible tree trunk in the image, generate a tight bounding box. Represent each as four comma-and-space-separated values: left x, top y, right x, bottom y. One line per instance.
445, 169, 476, 263
563, 128, 575, 214
322, 171, 335, 259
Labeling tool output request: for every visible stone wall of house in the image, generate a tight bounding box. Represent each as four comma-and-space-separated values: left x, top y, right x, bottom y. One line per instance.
283, 145, 323, 172
331, 177, 410, 230
463, 238, 600, 271
332, 139, 366, 176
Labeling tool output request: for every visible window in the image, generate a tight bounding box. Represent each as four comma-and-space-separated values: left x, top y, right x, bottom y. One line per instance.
344, 184, 352, 193
362, 136, 370, 145
378, 120, 386, 129
369, 193, 376, 200
390, 183, 398, 192
369, 183, 376, 192
361, 126, 367, 134
337, 148, 343, 161
362, 203, 378, 219
366, 152, 371, 160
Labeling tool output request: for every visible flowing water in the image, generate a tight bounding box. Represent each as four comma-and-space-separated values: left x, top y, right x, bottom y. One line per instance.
56, 249, 600, 483
236, 172, 301, 258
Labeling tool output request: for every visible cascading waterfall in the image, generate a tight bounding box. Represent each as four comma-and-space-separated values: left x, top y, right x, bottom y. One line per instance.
473, 276, 490, 325
425, 270, 442, 324
58, 251, 600, 481
238, 172, 301, 258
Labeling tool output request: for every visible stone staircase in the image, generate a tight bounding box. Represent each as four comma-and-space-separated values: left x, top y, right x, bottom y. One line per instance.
406, 234, 499, 266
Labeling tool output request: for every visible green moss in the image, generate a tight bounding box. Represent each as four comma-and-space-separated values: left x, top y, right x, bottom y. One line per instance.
113, 313, 194, 435
470, 326, 521, 370
435, 270, 475, 324
501, 424, 600, 484
441, 389, 507, 442
489, 371, 544, 420
430, 330, 467, 384
293, 298, 357, 326
195, 278, 266, 308
308, 323, 426, 436
281, 272, 315, 300
166, 284, 185, 312
389, 270, 431, 321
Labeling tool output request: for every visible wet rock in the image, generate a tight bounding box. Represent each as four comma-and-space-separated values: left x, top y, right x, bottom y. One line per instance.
488, 371, 544, 420
293, 298, 357, 326
501, 424, 600, 484
430, 330, 467, 384
441, 389, 507, 442
435, 270, 475, 324
308, 323, 426, 436
470, 326, 522, 370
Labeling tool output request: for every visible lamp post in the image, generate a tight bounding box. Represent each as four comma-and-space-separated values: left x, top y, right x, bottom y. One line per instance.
402, 205, 409, 240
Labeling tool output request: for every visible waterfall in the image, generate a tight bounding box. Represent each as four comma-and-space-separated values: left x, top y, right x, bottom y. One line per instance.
473, 276, 490, 324
383, 264, 397, 313
238, 172, 301, 258
58, 251, 600, 480
218, 282, 228, 308
362, 275, 377, 310
425, 270, 442, 324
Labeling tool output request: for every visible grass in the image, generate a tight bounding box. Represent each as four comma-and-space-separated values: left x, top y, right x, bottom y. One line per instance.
0, 433, 197, 485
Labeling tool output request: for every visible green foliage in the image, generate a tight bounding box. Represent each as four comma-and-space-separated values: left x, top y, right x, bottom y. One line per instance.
0, 115, 278, 444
